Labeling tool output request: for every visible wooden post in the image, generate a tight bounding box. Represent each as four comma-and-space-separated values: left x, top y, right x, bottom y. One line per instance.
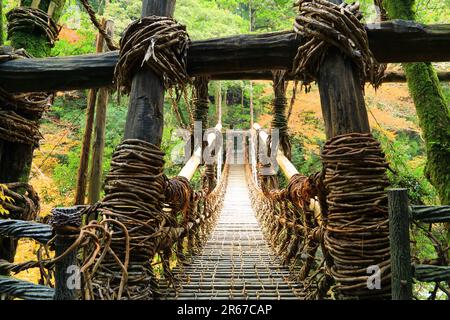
74, 89, 97, 204
75, 20, 105, 205
317, 0, 370, 138
52, 208, 82, 300
74, 20, 107, 205
122, 0, 176, 146
87, 20, 114, 204
388, 188, 413, 300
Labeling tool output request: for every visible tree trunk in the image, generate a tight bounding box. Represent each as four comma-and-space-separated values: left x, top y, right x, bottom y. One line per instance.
384, 0, 450, 262
0, 0, 3, 46
75, 19, 112, 205
74, 89, 97, 205
0, 0, 66, 276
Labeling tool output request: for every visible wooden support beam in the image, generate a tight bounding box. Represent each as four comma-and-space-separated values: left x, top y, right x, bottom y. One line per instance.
122, 0, 176, 146
178, 124, 221, 181
52, 207, 82, 300
317, 0, 370, 138
0, 21, 448, 93
74, 19, 108, 205
410, 205, 450, 223
388, 188, 413, 300
210, 71, 450, 82
87, 20, 113, 205
254, 123, 298, 180
413, 264, 450, 282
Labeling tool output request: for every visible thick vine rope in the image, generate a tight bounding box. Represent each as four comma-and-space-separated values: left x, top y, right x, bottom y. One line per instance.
6, 7, 60, 47
246, 160, 328, 299
322, 133, 391, 299
0, 110, 42, 147
85, 139, 167, 300
79, 0, 119, 51
270, 70, 291, 160
114, 16, 191, 95
0, 48, 52, 146
292, 0, 385, 88
0, 183, 40, 221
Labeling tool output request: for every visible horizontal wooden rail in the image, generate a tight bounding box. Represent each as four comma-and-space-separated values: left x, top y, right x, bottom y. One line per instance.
0, 21, 449, 92
413, 264, 450, 283
253, 123, 322, 221
0, 275, 55, 300
410, 205, 450, 223
253, 123, 299, 180
388, 189, 450, 299
211, 71, 450, 82
0, 220, 53, 244
178, 124, 222, 181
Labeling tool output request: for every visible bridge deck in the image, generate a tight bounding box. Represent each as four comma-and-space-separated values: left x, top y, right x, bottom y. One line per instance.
164, 165, 302, 300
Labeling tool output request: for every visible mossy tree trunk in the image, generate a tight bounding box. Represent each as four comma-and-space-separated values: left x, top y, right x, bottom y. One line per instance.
0, 0, 3, 45
0, 0, 66, 184
384, 0, 450, 262
0, 0, 66, 273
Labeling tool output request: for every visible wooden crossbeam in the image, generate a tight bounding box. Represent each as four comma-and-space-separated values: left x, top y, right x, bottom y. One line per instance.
211, 71, 450, 82
0, 21, 448, 93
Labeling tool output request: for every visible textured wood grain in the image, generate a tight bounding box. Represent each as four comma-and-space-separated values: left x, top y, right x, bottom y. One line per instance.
388, 188, 413, 300
123, 0, 175, 146
0, 22, 448, 93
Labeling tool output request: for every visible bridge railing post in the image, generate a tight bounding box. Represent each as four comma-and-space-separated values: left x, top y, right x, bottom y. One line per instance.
51, 207, 83, 300
388, 188, 413, 300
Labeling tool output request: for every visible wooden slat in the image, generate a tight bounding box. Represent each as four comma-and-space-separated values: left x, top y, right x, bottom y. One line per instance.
0, 21, 449, 93
178, 123, 221, 181
210, 71, 450, 82
413, 264, 450, 282
0, 275, 54, 300
0, 220, 52, 244
410, 205, 450, 223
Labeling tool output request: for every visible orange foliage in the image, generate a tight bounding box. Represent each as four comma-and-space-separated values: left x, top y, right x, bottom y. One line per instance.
59, 26, 82, 44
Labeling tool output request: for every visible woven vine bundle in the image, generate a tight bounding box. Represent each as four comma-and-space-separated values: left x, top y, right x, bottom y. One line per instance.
114, 16, 191, 95
322, 133, 391, 299
6, 7, 60, 47
88, 139, 170, 299
292, 0, 385, 88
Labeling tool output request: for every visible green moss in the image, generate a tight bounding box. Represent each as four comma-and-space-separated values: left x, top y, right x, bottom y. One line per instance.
403, 62, 450, 204
10, 30, 51, 57
20, 0, 65, 20
384, 0, 415, 20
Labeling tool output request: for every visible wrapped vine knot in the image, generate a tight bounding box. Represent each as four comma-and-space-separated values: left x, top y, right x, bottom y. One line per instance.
287, 173, 318, 210
1, 47, 53, 120
321, 132, 391, 299
165, 176, 192, 214
0, 182, 40, 221
0, 110, 42, 147
270, 70, 291, 160
50, 206, 83, 229
6, 7, 60, 47
292, 0, 385, 88
83, 139, 168, 299
115, 16, 191, 95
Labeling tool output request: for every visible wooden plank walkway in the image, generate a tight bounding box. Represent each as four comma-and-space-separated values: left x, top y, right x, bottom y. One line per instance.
164, 165, 302, 300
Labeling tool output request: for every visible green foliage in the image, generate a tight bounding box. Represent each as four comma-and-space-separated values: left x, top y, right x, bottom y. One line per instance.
175, 0, 248, 39
216, 0, 295, 32
10, 30, 51, 56
51, 13, 96, 56
373, 129, 438, 205
52, 92, 128, 196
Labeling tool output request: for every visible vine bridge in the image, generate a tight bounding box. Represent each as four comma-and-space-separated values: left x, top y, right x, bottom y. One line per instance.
1, 0, 450, 300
